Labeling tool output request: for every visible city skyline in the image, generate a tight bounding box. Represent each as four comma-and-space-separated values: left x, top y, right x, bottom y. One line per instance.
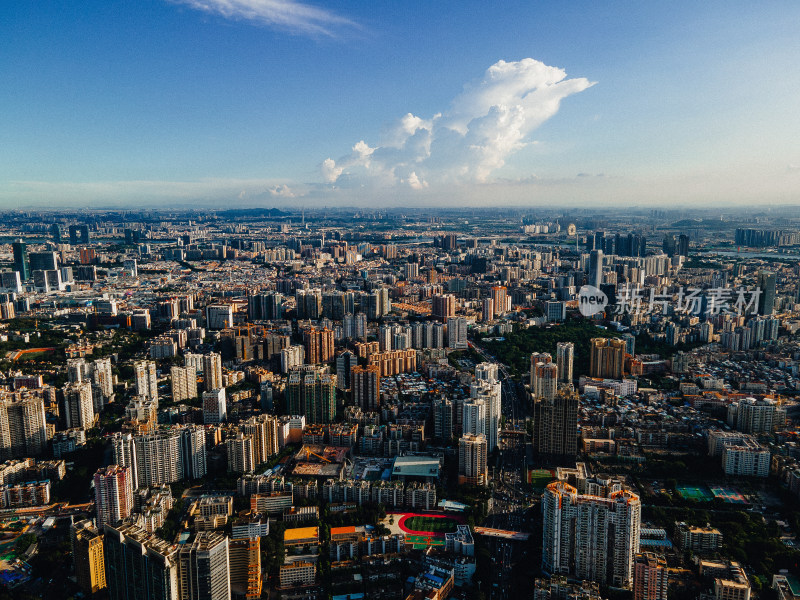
2, 1, 800, 208
0, 208, 798, 597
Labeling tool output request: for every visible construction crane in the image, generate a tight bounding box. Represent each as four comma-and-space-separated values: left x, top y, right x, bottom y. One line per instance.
303, 447, 332, 463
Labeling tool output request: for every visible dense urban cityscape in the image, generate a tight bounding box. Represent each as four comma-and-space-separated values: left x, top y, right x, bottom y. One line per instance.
3, 0, 800, 599
0, 208, 796, 600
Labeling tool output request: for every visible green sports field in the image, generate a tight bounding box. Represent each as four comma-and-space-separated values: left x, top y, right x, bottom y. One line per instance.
406, 534, 446, 549
403, 516, 460, 534
676, 484, 714, 501
528, 469, 555, 489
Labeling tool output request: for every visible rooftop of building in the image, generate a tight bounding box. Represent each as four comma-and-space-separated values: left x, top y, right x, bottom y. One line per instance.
773, 575, 800, 599
391, 455, 441, 478
284, 526, 319, 542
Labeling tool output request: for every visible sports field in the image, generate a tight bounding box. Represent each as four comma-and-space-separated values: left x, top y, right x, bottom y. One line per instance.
386, 512, 466, 539
403, 516, 459, 534
406, 534, 446, 549
710, 486, 749, 504
676, 485, 714, 501
528, 469, 555, 489
7, 347, 57, 361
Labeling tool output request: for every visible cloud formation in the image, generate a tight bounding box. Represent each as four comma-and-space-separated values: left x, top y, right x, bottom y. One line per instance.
322, 58, 595, 189
268, 183, 297, 197
171, 0, 357, 37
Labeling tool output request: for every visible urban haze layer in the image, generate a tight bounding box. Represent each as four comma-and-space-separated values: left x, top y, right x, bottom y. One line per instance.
0, 206, 798, 600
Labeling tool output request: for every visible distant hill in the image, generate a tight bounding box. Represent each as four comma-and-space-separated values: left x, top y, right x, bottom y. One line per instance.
670, 218, 741, 230
216, 208, 292, 218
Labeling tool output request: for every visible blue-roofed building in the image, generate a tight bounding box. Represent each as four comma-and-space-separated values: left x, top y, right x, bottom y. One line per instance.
640, 528, 672, 549
408, 565, 454, 600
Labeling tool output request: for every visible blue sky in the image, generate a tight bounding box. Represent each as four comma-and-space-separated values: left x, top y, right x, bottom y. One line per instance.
1, 1, 799, 208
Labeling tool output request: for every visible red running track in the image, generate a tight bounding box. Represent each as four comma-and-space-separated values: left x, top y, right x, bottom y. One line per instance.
388, 512, 465, 537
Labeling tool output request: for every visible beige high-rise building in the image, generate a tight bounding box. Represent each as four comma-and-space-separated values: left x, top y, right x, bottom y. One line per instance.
229, 536, 261, 600
202, 388, 227, 424
367, 349, 417, 378
205, 304, 234, 330
303, 327, 335, 364
532, 361, 558, 401
134, 430, 183, 487
728, 397, 786, 434
556, 342, 574, 383
530, 352, 552, 390
352, 364, 380, 411
634, 553, 668, 600
227, 432, 255, 474
185, 352, 204, 376
94, 465, 134, 527
65, 381, 96, 429
432, 294, 456, 322
542, 481, 641, 588
171, 365, 198, 402
92, 357, 115, 406
714, 564, 751, 600
589, 338, 626, 379
240, 415, 279, 465
475, 362, 498, 383
67, 357, 89, 383
134, 360, 158, 403
462, 399, 487, 439
110, 432, 138, 489
491, 286, 509, 315
482, 297, 495, 322
470, 378, 501, 452
279, 561, 316, 588
203, 353, 223, 392
71, 519, 107, 595
458, 433, 488, 486
446, 316, 468, 349
674, 522, 722, 553
0, 393, 48, 459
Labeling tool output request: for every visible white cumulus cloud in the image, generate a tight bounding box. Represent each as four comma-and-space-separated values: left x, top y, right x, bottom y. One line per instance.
402, 172, 428, 190
322, 58, 594, 188
170, 0, 357, 37
268, 184, 296, 197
